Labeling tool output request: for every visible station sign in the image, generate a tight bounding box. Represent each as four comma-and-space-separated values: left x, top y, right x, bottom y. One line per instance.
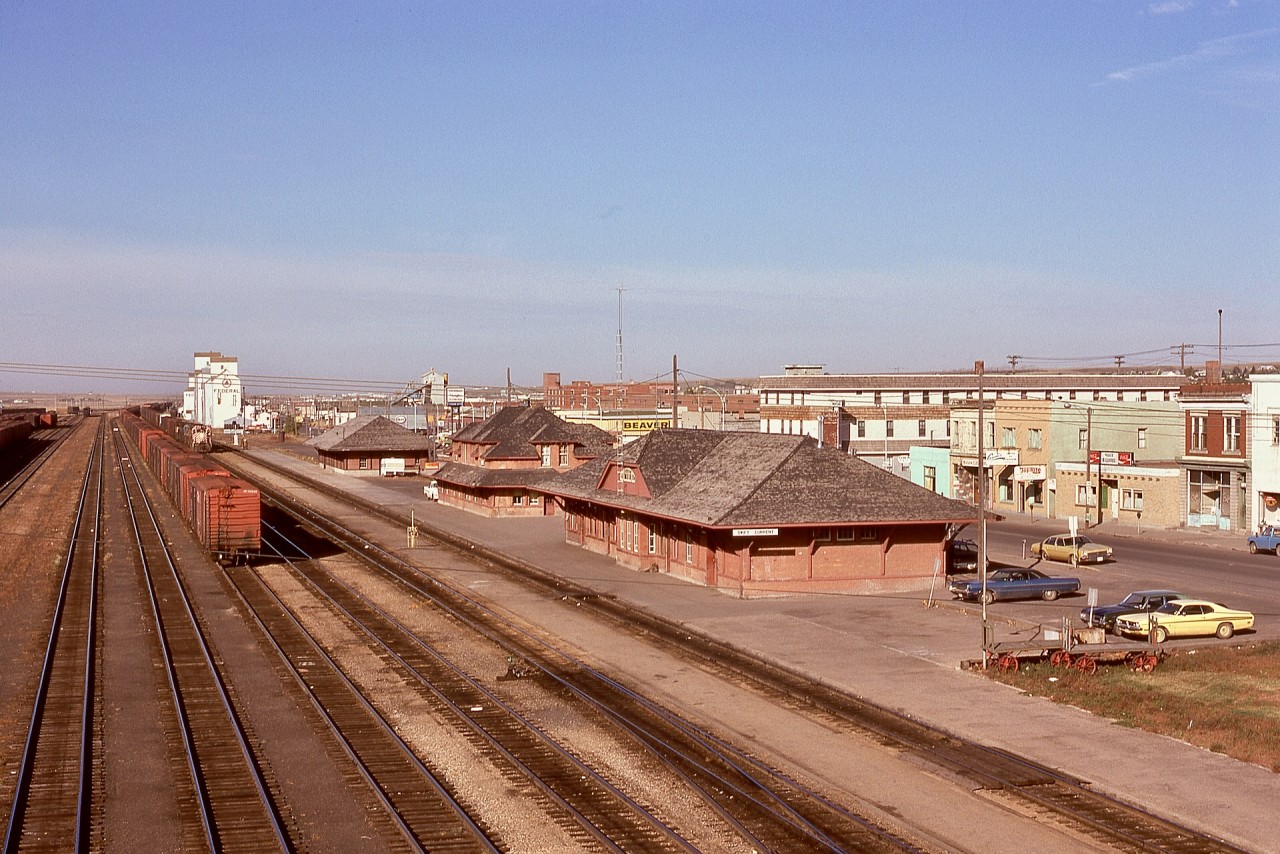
733, 528, 778, 537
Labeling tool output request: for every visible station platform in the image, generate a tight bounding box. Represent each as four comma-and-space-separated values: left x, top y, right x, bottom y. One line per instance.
246, 448, 1278, 851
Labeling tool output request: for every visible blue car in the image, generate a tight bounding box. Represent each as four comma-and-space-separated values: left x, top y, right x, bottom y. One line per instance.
949, 568, 1080, 604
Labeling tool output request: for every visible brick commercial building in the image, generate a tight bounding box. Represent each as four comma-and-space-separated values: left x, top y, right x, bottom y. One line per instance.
542, 428, 976, 597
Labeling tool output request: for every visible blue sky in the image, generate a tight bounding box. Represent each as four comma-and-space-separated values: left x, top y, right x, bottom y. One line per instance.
2, 2, 1276, 394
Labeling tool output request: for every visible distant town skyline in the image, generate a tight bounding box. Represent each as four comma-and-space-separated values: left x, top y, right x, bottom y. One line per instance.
2, 4, 1276, 392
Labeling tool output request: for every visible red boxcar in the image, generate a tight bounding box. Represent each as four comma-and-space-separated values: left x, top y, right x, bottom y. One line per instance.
190, 476, 261, 558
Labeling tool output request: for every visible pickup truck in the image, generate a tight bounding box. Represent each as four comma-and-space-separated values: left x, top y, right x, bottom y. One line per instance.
1248, 525, 1280, 555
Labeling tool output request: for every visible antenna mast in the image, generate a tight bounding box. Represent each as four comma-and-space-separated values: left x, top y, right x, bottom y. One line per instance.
616, 287, 626, 382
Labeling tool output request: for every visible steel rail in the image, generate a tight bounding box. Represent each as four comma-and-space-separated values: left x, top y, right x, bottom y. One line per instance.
224, 542, 496, 854
3, 417, 102, 854
260, 520, 700, 854
113, 429, 292, 853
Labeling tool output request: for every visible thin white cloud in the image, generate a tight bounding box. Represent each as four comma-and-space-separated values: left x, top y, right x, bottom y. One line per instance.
1105, 27, 1279, 83
1148, 1, 1195, 15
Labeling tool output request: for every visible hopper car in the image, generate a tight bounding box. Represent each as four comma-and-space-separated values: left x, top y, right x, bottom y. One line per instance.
118, 408, 260, 563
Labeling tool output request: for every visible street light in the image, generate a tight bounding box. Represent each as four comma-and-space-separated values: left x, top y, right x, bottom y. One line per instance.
692, 386, 726, 431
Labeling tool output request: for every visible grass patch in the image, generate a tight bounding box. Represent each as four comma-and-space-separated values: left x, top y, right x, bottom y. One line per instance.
987, 641, 1280, 771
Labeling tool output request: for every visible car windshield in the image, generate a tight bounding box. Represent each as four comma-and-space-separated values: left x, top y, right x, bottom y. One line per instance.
1154, 603, 1182, 614
1119, 593, 1145, 606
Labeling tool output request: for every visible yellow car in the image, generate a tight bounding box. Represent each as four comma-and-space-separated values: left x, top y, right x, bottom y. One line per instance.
1030, 534, 1113, 566
1114, 599, 1254, 643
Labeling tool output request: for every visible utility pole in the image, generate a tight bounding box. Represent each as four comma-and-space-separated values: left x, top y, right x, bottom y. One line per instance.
1006, 355, 1020, 372
976, 360, 989, 663
1084, 406, 1093, 527
1171, 343, 1192, 372
1113, 355, 1124, 369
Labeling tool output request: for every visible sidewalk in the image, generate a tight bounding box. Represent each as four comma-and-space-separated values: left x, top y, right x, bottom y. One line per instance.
250, 450, 1278, 852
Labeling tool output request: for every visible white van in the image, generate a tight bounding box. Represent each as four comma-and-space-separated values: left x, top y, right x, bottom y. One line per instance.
423, 480, 439, 500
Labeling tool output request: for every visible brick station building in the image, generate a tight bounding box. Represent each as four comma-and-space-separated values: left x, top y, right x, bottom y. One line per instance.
433, 404, 614, 517
542, 428, 976, 596
307, 415, 435, 474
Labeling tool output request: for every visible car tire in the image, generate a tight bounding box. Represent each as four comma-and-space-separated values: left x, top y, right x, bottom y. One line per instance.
981, 590, 995, 605
1041, 589, 1060, 601
1153, 626, 1169, 644
1216, 622, 1235, 640
1249, 541, 1259, 554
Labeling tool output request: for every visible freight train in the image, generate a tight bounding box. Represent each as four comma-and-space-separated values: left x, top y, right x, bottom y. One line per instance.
118, 407, 260, 563
0, 408, 59, 455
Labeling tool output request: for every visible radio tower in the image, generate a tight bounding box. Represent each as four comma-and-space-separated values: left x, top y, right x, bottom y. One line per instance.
615, 287, 626, 382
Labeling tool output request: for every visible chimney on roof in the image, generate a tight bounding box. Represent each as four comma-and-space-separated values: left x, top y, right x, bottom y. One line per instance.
1206, 360, 1222, 384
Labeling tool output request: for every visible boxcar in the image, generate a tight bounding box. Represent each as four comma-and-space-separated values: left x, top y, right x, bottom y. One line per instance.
190, 476, 261, 560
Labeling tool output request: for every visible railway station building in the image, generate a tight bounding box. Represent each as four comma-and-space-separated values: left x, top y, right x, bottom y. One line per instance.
432, 404, 614, 517
307, 415, 436, 475
541, 428, 976, 597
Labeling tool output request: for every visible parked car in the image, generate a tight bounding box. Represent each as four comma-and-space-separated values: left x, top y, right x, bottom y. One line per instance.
1079, 589, 1189, 633
1115, 600, 1255, 643
949, 568, 1080, 604
946, 538, 988, 574
1030, 534, 1113, 566
1247, 525, 1280, 555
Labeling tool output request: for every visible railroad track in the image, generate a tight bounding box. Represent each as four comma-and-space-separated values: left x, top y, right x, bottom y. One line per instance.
3, 419, 103, 852
112, 426, 290, 851
225, 448, 1249, 854
233, 459, 934, 851
257, 516, 854, 852
4, 420, 294, 853
224, 540, 498, 853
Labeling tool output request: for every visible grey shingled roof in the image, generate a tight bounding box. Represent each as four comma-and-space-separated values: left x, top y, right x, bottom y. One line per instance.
431, 462, 559, 489
451, 405, 614, 462
545, 428, 974, 528
307, 415, 435, 453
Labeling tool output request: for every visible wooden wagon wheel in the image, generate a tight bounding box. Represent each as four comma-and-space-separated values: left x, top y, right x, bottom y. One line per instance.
998, 653, 1019, 674
1050, 650, 1072, 668
1074, 654, 1097, 675
1140, 653, 1159, 673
